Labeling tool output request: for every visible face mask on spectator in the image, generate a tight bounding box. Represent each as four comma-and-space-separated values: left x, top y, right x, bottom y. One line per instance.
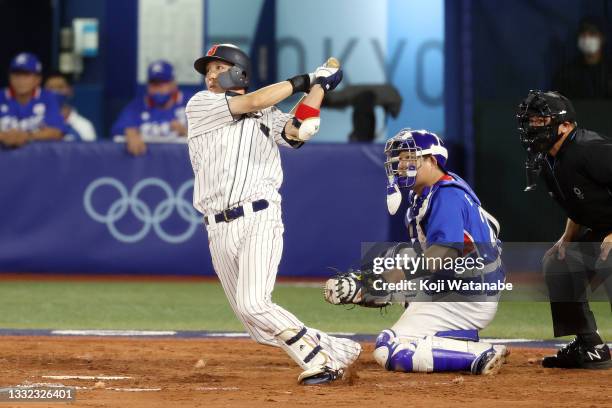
49, 90, 69, 107
149, 91, 172, 107
578, 35, 601, 55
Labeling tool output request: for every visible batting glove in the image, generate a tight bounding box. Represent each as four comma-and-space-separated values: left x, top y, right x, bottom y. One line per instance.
309, 64, 343, 93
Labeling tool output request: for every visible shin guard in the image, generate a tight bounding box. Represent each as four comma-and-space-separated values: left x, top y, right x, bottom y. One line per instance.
374, 329, 494, 373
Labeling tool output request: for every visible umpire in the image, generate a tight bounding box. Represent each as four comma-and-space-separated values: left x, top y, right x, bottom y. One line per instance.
517, 90, 611, 369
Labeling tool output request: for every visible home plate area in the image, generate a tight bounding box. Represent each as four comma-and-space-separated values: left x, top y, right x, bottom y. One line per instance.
0, 334, 610, 408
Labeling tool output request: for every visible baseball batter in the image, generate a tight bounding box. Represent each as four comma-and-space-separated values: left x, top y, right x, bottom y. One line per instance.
186, 44, 361, 385
325, 129, 507, 375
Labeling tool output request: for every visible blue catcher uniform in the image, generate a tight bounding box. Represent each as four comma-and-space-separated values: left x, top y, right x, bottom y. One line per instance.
374, 129, 506, 375
0, 87, 66, 134
406, 172, 504, 293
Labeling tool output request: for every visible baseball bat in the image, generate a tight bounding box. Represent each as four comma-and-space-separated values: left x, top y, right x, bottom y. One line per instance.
290, 57, 340, 114
325, 57, 340, 69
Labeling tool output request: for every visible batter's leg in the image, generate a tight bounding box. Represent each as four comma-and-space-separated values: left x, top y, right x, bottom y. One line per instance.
234, 207, 361, 379
208, 220, 278, 347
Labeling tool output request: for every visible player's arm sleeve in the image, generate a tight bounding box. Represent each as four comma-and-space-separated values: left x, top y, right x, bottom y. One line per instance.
582, 142, 612, 186
79, 118, 97, 141
185, 91, 235, 137
111, 102, 140, 137
175, 104, 187, 127
424, 187, 466, 251
267, 106, 303, 149
70, 116, 97, 142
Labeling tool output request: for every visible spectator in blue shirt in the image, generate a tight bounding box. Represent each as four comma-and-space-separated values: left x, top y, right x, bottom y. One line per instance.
112, 60, 187, 156
44, 71, 97, 142
0, 53, 65, 148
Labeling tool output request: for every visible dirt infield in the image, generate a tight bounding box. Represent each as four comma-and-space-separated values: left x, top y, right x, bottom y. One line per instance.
0, 336, 610, 408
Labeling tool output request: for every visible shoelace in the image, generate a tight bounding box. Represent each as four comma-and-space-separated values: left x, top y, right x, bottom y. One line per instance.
558, 338, 581, 356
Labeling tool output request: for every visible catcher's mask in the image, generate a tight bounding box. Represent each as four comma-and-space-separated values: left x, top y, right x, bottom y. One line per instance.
384, 129, 447, 214
516, 90, 576, 191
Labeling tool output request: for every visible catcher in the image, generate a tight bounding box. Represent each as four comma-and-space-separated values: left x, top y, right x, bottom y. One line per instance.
325, 129, 507, 375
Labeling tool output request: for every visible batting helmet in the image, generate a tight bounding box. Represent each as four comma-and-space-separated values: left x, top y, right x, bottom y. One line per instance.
194, 44, 251, 90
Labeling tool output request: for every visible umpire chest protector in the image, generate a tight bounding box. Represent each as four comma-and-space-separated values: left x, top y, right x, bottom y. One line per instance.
541, 128, 612, 234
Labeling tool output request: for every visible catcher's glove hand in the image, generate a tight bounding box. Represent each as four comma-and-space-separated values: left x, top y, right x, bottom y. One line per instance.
324, 269, 391, 308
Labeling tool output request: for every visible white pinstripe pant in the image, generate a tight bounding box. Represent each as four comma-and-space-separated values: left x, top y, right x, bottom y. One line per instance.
206, 203, 359, 368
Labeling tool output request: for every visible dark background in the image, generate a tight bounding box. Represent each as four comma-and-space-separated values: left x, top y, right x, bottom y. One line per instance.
0, 0, 53, 86
445, 0, 612, 242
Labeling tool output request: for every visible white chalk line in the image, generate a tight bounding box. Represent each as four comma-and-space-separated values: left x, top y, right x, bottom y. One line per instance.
44, 330, 562, 342
106, 388, 161, 392
28, 378, 159, 393
42, 375, 132, 380
33, 328, 612, 348
52, 330, 176, 336
206, 333, 250, 338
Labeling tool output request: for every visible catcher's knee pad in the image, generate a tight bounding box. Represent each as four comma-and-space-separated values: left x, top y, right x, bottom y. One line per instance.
276, 327, 333, 371
373, 329, 426, 372
374, 331, 493, 373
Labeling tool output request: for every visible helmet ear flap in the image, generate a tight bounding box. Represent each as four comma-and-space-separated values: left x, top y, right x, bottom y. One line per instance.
217, 65, 249, 90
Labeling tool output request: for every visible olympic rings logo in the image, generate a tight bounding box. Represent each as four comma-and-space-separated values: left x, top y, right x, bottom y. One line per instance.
83, 177, 200, 244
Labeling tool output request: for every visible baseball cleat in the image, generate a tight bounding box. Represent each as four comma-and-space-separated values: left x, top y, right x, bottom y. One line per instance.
493, 344, 510, 363
542, 338, 611, 369
298, 366, 345, 385
471, 346, 506, 375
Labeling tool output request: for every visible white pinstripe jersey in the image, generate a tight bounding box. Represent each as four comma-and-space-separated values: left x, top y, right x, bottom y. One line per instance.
186, 90, 298, 215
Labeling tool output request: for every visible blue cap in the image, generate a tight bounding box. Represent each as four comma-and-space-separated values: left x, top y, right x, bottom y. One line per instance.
147, 60, 174, 82
10, 52, 42, 74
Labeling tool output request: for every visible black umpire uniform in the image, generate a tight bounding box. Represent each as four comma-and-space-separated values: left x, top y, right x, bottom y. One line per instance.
518, 90, 612, 369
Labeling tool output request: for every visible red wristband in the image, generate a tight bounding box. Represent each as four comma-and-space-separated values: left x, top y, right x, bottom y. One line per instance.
295, 103, 320, 121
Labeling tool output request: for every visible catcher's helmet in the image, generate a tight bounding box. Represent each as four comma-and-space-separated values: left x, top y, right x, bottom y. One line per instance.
517, 90, 576, 153
194, 44, 251, 90
384, 129, 448, 190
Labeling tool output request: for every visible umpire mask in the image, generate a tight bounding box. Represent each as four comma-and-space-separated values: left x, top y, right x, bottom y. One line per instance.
517, 90, 576, 154
517, 90, 576, 191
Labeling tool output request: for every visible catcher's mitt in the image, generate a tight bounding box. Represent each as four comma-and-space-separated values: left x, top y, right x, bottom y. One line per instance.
323, 269, 392, 308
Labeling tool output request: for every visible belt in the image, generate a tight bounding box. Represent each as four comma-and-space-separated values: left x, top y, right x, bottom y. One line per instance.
204, 199, 269, 225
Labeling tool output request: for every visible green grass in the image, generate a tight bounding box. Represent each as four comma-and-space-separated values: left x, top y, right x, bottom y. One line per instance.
0, 281, 610, 339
